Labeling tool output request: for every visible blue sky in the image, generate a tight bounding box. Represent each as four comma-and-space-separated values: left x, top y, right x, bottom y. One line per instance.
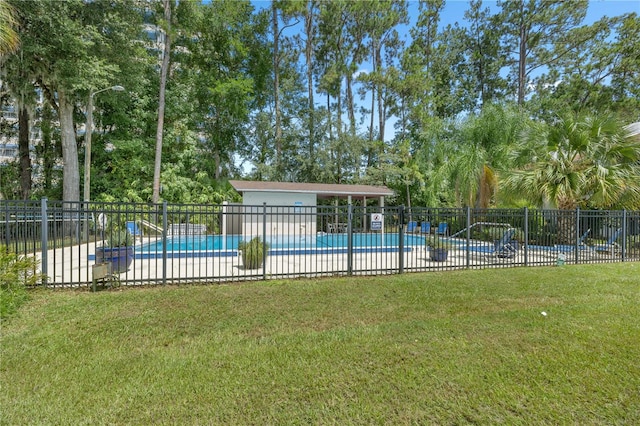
249, 0, 638, 143
253, 0, 639, 28
427, 0, 638, 28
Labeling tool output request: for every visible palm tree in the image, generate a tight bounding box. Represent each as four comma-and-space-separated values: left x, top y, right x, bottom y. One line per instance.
447, 104, 528, 208
0, 0, 19, 55
504, 112, 640, 241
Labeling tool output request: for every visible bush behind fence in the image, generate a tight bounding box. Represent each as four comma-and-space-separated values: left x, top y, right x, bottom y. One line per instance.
2, 199, 638, 288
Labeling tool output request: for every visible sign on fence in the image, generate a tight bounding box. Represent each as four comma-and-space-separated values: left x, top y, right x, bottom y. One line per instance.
371, 213, 383, 231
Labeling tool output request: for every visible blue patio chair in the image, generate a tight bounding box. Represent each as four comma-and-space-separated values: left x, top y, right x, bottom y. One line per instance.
591, 228, 623, 256
420, 222, 431, 234
485, 228, 518, 259
407, 221, 418, 233
436, 222, 448, 236
126, 221, 143, 242
553, 228, 591, 253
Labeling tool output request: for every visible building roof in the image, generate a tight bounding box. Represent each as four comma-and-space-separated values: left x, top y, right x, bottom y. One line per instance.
625, 122, 640, 141
229, 180, 394, 198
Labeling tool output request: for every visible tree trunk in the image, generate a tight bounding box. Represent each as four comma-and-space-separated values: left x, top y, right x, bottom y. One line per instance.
153, 0, 171, 204
555, 198, 578, 244
305, 5, 314, 170
368, 47, 376, 143
41, 103, 54, 191
59, 90, 79, 203
272, 4, 282, 179
517, 22, 527, 105
345, 71, 355, 136
18, 106, 31, 199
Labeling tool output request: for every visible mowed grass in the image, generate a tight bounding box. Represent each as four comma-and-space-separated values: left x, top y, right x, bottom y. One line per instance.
1, 264, 639, 424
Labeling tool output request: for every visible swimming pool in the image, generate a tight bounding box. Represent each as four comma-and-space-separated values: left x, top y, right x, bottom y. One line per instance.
135, 233, 425, 257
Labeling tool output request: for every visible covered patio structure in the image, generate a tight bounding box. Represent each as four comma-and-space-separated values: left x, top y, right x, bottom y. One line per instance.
228, 180, 395, 235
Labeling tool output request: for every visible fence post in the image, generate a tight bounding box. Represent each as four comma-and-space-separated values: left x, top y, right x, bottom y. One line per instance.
162, 201, 168, 285
622, 209, 627, 262
41, 198, 48, 286
262, 203, 267, 281
222, 201, 228, 251
398, 205, 405, 274
524, 207, 529, 267
465, 207, 471, 268
347, 203, 353, 276
3, 202, 8, 248
575, 208, 580, 265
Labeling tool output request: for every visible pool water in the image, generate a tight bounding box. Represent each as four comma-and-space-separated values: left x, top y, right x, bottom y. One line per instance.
138, 233, 428, 253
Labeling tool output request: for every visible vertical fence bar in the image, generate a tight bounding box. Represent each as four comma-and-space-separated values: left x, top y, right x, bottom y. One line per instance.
398, 205, 405, 274
622, 209, 627, 262
40, 198, 48, 285
347, 203, 353, 276
575, 208, 580, 264
162, 201, 168, 285
3, 202, 8, 248
262, 203, 267, 281
465, 207, 471, 268
523, 207, 529, 267
222, 201, 227, 251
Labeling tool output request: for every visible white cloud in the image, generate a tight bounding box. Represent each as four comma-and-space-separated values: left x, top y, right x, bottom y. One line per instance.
353, 69, 369, 79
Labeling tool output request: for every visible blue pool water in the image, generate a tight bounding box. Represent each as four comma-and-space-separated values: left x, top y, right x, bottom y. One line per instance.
138, 233, 427, 253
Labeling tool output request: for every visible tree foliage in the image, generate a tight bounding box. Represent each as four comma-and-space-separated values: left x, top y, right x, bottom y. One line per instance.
504, 112, 640, 210
1, 0, 638, 210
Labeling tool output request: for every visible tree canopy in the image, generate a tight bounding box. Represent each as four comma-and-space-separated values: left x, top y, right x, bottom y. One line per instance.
1, 0, 638, 209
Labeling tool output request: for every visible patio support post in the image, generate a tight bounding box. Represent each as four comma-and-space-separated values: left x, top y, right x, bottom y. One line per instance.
162, 201, 168, 285
363, 196, 367, 231
380, 196, 385, 243
347, 203, 353, 276
41, 197, 48, 285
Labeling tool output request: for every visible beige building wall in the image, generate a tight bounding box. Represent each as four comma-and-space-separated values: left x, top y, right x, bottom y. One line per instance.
240, 192, 318, 243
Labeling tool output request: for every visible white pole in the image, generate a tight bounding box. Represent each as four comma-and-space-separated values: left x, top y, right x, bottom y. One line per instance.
380, 196, 385, 244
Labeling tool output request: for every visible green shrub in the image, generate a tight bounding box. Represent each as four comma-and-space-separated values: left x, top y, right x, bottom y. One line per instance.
425, 235, 456, 250
106, 229, 133, 247
0, 247, 42, 320
238, 236, 268, 269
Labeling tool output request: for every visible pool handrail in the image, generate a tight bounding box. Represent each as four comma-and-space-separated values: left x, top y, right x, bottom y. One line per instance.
450, 222, 513, 239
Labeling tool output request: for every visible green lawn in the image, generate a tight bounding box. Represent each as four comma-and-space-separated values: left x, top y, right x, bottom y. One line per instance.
2, 264, 639, 424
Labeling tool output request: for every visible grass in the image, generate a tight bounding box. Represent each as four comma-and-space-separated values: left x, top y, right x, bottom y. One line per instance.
1, 264, 639, 424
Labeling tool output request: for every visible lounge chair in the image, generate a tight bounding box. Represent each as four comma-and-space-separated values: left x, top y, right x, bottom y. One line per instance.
126, 221, 143, 243
553, 228, 591, 253
485, 228, 518, 259
436, 222, 448, 236
420, 222, 431, 234
591, 228, 623, 256
407, 221, 418, 233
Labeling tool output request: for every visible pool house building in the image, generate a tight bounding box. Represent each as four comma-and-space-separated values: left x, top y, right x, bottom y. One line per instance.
228, 180, 395, 237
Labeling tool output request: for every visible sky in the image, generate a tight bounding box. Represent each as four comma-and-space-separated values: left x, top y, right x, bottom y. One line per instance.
249, 0, 639, 144
254, 0, 639, 92
425, 0, 639, 28
253, 0, 640, 29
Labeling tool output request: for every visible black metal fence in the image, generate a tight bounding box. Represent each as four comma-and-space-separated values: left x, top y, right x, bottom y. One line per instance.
2, 199, 639, 289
